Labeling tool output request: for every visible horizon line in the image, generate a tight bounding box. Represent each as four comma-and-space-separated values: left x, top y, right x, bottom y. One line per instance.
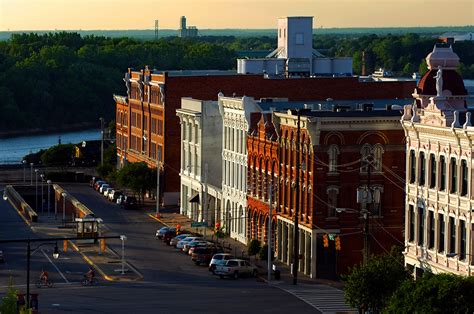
1, 25, 473, 33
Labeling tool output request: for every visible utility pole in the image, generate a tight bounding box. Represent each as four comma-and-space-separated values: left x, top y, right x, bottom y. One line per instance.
363, 156, 371, 266
268, 184, 273, 283
100, 117, 104, 166
156, 150, 161, 218
204, 163, 208, 223
292, 110, 301, 285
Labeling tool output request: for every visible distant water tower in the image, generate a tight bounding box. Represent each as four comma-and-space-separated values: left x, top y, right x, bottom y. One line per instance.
154, 20, 159, 40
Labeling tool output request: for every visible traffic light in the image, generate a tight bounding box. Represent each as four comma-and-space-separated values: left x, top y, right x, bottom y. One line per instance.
176, 224, 181, 235
335, 236, 341, 251
63, 240, 68, 252
323, 234, 329, 248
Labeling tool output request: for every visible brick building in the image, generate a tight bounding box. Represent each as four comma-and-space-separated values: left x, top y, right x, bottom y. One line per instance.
247, 112, 280, 246
273, 106, 406, 278
114, 67, 416, 205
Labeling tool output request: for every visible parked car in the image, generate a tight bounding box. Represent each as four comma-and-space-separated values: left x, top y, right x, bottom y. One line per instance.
0, 250, 4, 263
121, 196, 138, 210
156, 227, 171, 239
183, 240, 207, 253
170, 234, 192, 247
176, 237, 201, 249
103, 187, 113, 197
209, 253, 234, 273
116, 194, 126, 205
99, 184, 110, 194
162, 230, 177, 245
90, 177, 101, 188
191, 247, 219, 266
214, 259, 258, 279
94, 181, 105, 191
108, 190, 123, 202
187, 241, 213, 255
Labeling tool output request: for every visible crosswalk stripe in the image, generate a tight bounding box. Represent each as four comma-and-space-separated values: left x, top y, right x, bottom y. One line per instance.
277, 284, 357, 314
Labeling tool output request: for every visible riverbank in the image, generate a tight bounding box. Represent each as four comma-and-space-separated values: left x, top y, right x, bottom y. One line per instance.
0, 122, 99, 139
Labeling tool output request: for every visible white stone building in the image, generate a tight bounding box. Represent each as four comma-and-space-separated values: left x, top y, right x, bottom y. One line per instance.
177, 98, 222, 226
219, 95, 267, 244
401, 45, 474, 277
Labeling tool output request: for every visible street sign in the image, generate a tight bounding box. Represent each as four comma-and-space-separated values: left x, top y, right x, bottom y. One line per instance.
191, 222, 207, 227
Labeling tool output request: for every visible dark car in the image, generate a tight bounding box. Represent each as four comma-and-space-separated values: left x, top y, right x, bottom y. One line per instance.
121, 196, 138, 210
191, 247, 219, 266
162, 230, 177, 245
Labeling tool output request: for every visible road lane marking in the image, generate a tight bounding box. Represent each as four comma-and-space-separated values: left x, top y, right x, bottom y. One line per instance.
42, 249, 69, 283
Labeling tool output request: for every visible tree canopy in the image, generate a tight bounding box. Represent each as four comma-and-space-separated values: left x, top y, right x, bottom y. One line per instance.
342, 246, 410, 312
1, 32, 472, 133
386, 272, 474, 313
116, 162, 156, 202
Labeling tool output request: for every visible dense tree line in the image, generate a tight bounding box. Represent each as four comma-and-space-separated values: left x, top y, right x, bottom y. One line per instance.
0, 32, 472, 133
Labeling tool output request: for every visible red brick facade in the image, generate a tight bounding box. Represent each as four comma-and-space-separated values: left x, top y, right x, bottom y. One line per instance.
275, 110, 406, 277
247, 113, 279, 246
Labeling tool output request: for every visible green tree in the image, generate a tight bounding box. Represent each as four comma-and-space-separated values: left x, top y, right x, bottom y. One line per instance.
386, 273, 474, 313
247, 239, 261, 258
0, 277, 19, 314
258, 244, 274, 261
41, 144, 74, 167
342, 246, 410, 313
116, 162, 155, 203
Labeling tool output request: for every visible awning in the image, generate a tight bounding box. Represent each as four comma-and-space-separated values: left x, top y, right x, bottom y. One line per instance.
188, 193, 200, 204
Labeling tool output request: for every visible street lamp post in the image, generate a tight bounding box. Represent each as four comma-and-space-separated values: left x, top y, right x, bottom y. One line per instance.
30, 163, 33, 186
34, 169, 39, 211
120, 235, 127, 274
22, 160, 26, 183
25, 241, 59, 309
40, 174, 45, 213
47, 180, 52, 214
61, 192, 67, 225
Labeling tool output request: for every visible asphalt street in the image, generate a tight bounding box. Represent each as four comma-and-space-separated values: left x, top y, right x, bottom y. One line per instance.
1, 183, 319, 313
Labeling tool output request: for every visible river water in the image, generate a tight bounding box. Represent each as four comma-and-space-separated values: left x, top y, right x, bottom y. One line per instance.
0, 129, 101, 165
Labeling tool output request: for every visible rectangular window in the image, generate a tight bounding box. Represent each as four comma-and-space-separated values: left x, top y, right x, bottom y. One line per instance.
440, 156, 446, 191
157, 145, 163, 161
461, 160, 468, 196
460, 220, 466, 260
419, 152, 426, 186
143, 116, 148, 131
450, 157, 457, 193
409, 205, 415, 242
438, 214, 445, 253
418, 207, 424, 246
429, 154, 436, 188
158, 120, 163, 136
449, 216, 456, 254
410, 150, 416, 183
428, 211, 435, 249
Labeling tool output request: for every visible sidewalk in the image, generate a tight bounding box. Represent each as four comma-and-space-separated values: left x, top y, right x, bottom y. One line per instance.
147, 207, 344, 289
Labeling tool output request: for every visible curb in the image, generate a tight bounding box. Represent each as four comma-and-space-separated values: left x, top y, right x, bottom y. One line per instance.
69, 241, 115, 282
147, 213, 170, 227
69, 240, 143, 282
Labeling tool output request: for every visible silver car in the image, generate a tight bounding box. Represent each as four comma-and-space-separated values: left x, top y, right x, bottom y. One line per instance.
176, 237, 201, 249
170, 234, 191, 247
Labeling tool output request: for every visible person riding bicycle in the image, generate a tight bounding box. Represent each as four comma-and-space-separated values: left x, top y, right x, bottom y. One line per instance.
85, 267, 95, 283
39, 269, 49, 283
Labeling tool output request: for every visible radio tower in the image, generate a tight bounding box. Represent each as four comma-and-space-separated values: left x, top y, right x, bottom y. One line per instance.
154, 20, 159, 40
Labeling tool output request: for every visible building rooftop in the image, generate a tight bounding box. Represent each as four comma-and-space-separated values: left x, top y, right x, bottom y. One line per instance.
256, 98, 412, 112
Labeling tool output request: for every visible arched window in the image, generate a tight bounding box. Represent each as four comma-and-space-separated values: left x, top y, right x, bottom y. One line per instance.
373, 145, 383, 172
328, 145, 340, 172
360, 144, 372, 172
